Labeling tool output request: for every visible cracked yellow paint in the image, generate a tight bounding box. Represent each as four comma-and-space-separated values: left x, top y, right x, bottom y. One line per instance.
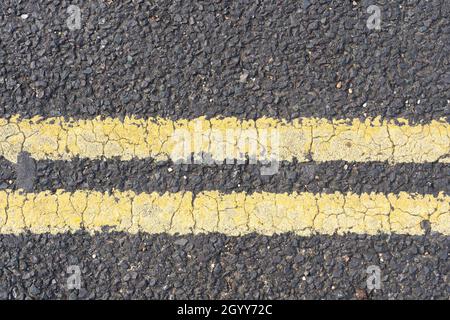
0, 116, 448, 163
0, 190, 448, 236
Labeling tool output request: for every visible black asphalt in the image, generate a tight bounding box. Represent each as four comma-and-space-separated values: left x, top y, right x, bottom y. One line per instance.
0, 233, 447, 299
0, 0, 449, 122
0, 157, 448, 195
0, 0, 448, 300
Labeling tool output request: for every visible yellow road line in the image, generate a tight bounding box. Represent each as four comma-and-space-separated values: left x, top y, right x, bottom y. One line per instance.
0, 116, 448, 163
0, 190, 448, 236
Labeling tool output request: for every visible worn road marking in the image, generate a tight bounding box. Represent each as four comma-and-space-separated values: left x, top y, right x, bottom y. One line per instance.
0, 116, 448, 164
0, 190, 447, 236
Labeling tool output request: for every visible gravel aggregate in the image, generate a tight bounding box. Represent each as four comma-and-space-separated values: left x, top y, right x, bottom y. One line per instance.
0, 0, 448, 121
0, 0, 448, 300
0, 232, 447, 299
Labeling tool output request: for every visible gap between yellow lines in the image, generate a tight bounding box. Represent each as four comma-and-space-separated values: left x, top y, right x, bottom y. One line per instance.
0, 116, 448, 163
0, 190, 448, 236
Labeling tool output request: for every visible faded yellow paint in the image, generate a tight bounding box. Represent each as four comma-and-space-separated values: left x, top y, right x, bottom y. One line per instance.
0, 190, 447, 236
0, 115, 448, 164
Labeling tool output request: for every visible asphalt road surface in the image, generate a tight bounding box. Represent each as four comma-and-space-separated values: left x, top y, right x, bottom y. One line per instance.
0, 0, 448, 300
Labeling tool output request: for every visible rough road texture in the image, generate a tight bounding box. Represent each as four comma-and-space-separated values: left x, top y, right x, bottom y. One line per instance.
0, 0, 449, 121
28, 159, 450, 195
0, 157, 449, 196
0, 0, 449, 300
0, 233, 447, 299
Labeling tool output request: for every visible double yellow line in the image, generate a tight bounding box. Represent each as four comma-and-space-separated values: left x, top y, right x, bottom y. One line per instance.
0, 115, 448, 236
